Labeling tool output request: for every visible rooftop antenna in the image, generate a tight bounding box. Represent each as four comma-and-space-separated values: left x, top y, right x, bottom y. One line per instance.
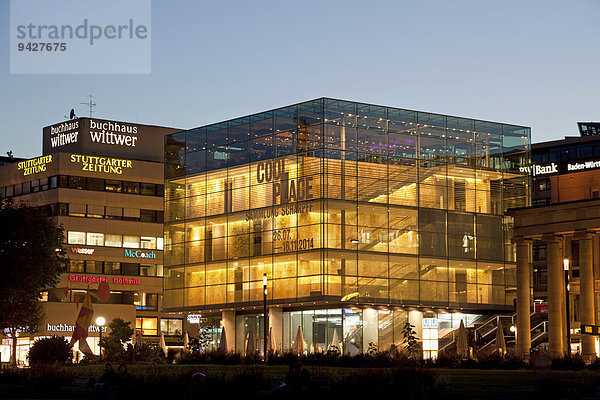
80, 95, 96, 118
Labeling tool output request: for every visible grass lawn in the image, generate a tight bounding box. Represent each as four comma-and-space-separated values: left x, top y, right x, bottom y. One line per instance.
2, 364, 600, 399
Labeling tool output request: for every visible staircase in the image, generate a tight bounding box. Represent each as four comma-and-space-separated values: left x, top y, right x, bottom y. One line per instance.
439, 311, 548, 356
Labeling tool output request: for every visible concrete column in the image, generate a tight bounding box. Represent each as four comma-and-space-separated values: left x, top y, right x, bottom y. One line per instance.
408, 311, 423, 341
576, 231, 596, 361
545, 234, 564, 358
269, 307, 283, 353
514, 237, 532, 358
222, 310, 236, 353
362, 308, 378, 353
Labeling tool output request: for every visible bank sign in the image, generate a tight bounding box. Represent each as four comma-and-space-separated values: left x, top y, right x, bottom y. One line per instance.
520, 159, 600, 177
42, 117, 180, 162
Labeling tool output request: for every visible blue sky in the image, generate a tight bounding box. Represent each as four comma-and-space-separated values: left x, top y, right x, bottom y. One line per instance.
1, 0, 599, 158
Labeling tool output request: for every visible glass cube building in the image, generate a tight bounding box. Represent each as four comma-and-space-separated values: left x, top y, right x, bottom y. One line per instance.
164, 98, 530, 355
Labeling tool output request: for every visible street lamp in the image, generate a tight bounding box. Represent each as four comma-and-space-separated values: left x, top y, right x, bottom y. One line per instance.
96, 316, 106, 360
263, 273, 268, 362
563, 258, 571, 354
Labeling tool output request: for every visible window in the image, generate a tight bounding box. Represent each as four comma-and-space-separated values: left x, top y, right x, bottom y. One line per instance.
69, 176, 86, 190
86, 261, 103, 274
68, 203, 86, 217
50, 176, 58, 189
69, 260, 85, 272
86, 233, 104, 246
140, 264, 157, 276
140, 209, 156, 222
160, 318, 183, 336
593, 190, 600, 199
157, 237, 164, 250
105, 207, 123, 220
105, 234, 122, 247
140, 183, 156, 195
121, 262, 139, 275
538, 179, 550, 192
123, 208, 140, 221
134, 293, 158, 311
87, 205, 104, 218
140, 236, 157, 249
533, 268, 547, 285
123, 235, 140, 248
40, 177, 49, 191
105, 180, 122, 192
533, 244, 546, 261
86, 177, 105, 191
21, 182, 30, 195
123, 182, 140, 194
50, 203, 68, 216
136, 317, 158, 336
68, 231, 86, 245
39, 291, 48, 302
58, 175, 69, 188
105, 262, 120, 275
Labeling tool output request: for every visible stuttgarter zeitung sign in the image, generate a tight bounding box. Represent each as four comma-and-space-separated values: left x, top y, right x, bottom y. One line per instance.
17, 155, 53, 176
70, 154, 133, 174
519, 159, 600, 176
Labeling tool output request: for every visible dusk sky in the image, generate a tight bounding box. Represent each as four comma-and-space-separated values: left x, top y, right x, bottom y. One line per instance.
1, 0, 598, 158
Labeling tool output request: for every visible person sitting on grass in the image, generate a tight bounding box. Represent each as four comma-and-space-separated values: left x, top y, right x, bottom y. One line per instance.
286, 361, 311, 390
94, 363, 117, 394
114, 363, 134, 397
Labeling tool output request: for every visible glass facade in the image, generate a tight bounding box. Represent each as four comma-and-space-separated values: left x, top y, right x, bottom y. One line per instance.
163, 98, 530, 316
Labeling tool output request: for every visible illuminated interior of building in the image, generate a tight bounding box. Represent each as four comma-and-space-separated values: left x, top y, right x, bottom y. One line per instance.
164, 98, 531, 355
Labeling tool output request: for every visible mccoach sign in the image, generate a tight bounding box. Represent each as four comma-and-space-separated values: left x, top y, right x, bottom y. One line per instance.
69, 274, 140, 285
124, 249, 156, 259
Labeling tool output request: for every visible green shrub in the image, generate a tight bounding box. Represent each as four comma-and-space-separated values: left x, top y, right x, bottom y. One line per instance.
27, 336, 72, 365
551, 355, 586, 371
176, 349, 242, 365
433, 351, 461, 368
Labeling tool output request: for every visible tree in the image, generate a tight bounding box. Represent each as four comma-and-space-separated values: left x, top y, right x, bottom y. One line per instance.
101, 318, 135, 361
401, 320, 419, 359
28, 336, 72, 365
0, 199, 67, 366
108, 318, 134, 344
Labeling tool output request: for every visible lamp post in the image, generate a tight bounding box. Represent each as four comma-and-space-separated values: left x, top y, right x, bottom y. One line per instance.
263, 273, 268, 362
563, 258, 571, 354
96, 316, 106, 360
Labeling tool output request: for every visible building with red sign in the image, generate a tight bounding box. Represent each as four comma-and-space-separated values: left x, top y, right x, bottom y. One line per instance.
0, 118, 181, 364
